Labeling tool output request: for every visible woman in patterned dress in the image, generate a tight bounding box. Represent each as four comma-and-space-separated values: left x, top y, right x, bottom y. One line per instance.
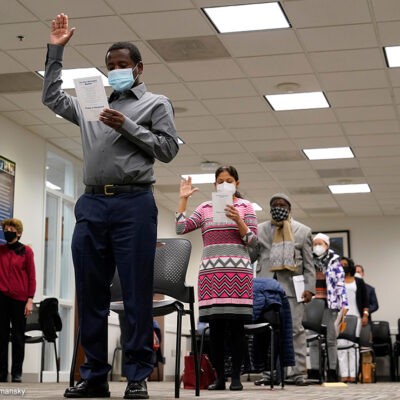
176, 166, 257, 391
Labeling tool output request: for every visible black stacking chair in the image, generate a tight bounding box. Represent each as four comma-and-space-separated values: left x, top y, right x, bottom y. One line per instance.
111, 238, 199, 398
394, 319, 400, 381
24, 298, 62, 383
302, 298, 327, 383
371, 321, 395, 381
337, 315, 359, 383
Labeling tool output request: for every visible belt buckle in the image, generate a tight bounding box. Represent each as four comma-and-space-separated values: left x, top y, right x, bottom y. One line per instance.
104, 184, 115, 195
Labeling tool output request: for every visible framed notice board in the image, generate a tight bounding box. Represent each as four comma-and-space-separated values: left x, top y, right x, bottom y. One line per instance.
0, 155, 15, 243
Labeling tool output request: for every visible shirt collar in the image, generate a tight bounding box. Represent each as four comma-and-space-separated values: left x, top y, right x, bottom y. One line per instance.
109, 82, 147, 102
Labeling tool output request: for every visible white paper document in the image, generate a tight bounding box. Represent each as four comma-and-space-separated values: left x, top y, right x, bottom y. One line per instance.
293, 275, 305, 303
73, 76, 109, 121
212, 192, 233, 224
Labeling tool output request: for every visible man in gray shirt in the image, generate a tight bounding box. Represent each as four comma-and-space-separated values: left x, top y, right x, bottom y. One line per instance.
42, 14, 178, 399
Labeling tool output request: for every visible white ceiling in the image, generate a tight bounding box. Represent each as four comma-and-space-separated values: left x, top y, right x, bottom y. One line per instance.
2, 0, 400, 220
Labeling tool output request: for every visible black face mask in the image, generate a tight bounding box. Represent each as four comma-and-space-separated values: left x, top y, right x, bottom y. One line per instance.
4, 231, 17, 243
270, 207, 289, 222
342, 266, 349, 275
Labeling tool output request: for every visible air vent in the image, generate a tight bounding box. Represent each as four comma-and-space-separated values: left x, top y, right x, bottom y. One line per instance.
0, 72, 43, 93
254, 151, 305, 162
148, 35, 230, 62
304, 207, 342, 215
289, 187, 329, 195
316, 168, 364, 178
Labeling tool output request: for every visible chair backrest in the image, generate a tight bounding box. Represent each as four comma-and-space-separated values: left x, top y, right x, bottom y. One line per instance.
39, 297, 62, 340
302, 298, 326, 332
372, 321, 391, 344
153, 238, 193, 303
338, 315, 358, 342
359, 324, 373, 348
25, 302, 41, 332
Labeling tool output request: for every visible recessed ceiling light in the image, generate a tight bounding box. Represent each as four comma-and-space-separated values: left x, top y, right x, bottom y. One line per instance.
181, 174, 215, 184
202, 2, 290, 34
46, 181, 61, 191
328, 184, 371, 194
37, 68, 109, 90
265, 91, 330, 111
177, 137, 184, 144
303, 147, 354, 160
252, 202, 263, 211
384, 46, 400, 68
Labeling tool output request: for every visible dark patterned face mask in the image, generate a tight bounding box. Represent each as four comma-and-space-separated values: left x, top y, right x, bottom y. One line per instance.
270, 207, 289, 222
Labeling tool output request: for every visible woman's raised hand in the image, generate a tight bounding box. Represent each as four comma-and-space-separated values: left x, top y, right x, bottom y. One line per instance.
180, 177, 199, 199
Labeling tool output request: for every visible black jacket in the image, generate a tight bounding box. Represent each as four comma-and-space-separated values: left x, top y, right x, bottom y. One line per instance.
354, 277, 369, 317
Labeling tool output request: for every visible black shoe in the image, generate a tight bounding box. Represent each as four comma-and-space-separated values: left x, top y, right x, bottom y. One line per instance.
124, 380, 149, 399
254, 377, 270, 386
327, 369, 338, 382
64, 380, 110, 398
11, 374, 21, 383
208, 379, 226, 390
229, 378, 243, 391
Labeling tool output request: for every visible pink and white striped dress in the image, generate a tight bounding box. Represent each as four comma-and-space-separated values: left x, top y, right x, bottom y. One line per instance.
176, 198, 257, 322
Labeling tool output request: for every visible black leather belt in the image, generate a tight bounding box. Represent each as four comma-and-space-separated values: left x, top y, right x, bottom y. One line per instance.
85, 184, 153, 195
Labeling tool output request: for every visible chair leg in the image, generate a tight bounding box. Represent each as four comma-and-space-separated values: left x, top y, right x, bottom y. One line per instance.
53, 340, 59, 383
40, 340, 45, 383
269, 326, 274, 390
354, 346, 358, 384
188, 305, 200, 396
175, 309, 183, 398
70, 326, 80, 388
318, 337, 323, 384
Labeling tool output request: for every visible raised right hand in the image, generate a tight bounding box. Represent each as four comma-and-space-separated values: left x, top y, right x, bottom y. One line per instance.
180, 177, 199, 199
50, 13, 75, 46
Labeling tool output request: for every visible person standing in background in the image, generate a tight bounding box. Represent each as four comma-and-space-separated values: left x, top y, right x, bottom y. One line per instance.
355, 265, 379, 322
0, 218, 36, 383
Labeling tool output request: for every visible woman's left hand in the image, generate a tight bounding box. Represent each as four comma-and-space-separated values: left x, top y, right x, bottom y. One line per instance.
24, 299, 33, 318
225, 204, 242, 224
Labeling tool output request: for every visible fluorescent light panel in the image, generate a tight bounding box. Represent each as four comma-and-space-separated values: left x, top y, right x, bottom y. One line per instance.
181, 174, 215, 184
303, 147, 354, 160
202, 2, 290, 34
265, 91, 330, 111
177, 137, 184, 145
384, 46, 400, 68
37, 68, 109, 89
252, 202, 263, 211
329, 184, 371, 194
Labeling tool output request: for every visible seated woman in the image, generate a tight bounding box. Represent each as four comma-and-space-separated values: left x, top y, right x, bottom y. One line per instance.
337, 257, 368, 383
176, 166, 257, 391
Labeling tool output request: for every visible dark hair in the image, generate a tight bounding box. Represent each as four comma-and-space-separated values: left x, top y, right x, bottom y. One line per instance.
105, 42, 142, 65
355, 264, 364, 273
341, 256, 356, 276
215, 165, 243, 198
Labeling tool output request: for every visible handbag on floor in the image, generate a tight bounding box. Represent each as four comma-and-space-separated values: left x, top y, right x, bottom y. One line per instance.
181, 354, 216, 389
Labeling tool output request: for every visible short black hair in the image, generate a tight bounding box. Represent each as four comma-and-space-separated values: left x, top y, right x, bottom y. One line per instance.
105, 42, 142, 65
341, 256, 356, 276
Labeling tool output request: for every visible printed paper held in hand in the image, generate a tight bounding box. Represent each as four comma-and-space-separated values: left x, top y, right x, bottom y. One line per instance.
73, 76, 109, 121
293, 275, 305, 303
212, 192, 232, 223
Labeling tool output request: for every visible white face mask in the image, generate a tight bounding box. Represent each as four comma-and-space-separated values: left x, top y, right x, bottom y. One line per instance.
313, 245, 326, 257
217, 182, 236, 195
354, 273, 363, 279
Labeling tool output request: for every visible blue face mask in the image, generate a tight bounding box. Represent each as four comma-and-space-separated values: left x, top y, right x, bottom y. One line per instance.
108, 65, 138, 92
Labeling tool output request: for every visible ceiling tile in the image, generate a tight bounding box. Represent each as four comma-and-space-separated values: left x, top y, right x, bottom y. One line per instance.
122, 10, 213, 40
2, 92, 45, 110
146, 83, 195, 101
252, 74, 321, 95
169, 59, 243, 81
20, 0, 115, 19
328, 88, 393, 107
297, 24, 378, 52
0, 22, 51, 50
335, 105, 396, 122
359, 156, 400, 168
237, 54, 313, 77
26, 124, 64, 139
217, 112, 278, 129
377, 21, 400, 45
263, 160, 312, 172
294, 136, 349, 149
202, 152, 255, 164
319, 70, 388, 91
54, 123, 81, 137
387, 69, 400, 87
0, 0, 38, 23
342, 120, 399, 135
372, 0, 400, 22
0, 52, 27, 73
2, 110, 43, 125
186, 79, 257, 99
0, 95, 21, 111
203, 97, 267, 115
231, 127, 287, 141
180, 130, 233, 144
74, 42, 161, 67
49, 137, 82, 150
191, 142, 243, 155
354, 145, 400, 158
310, 158, 360, 170
272, 169, 319, 180
285, 123, 344, 138
141, 64, 179, 84
220, 30, 302, 57
171, 100, 209, 116
30, 109, 67, 124
109, 0, 193, 13
362, 166, 400, 177
244, 139, 297, 152
68, 16, 138, 45
275, 109, 337, 125
175, 115, 222, 131
348, 133, 400, 147
285, 0, 371, 27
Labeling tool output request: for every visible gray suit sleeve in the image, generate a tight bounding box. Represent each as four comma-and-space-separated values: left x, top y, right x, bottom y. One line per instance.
302, 227, 316, 294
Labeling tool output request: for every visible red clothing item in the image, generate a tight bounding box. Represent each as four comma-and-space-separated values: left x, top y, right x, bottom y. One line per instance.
0, 243, 36, 301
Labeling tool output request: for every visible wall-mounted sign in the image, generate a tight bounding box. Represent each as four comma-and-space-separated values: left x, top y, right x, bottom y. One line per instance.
0, 155, 15, 243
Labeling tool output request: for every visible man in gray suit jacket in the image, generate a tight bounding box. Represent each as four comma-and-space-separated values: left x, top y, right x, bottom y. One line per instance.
250, 193, 315, 385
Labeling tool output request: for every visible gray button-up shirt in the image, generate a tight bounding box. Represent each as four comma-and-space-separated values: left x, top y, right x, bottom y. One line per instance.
42, 44, 179, 185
